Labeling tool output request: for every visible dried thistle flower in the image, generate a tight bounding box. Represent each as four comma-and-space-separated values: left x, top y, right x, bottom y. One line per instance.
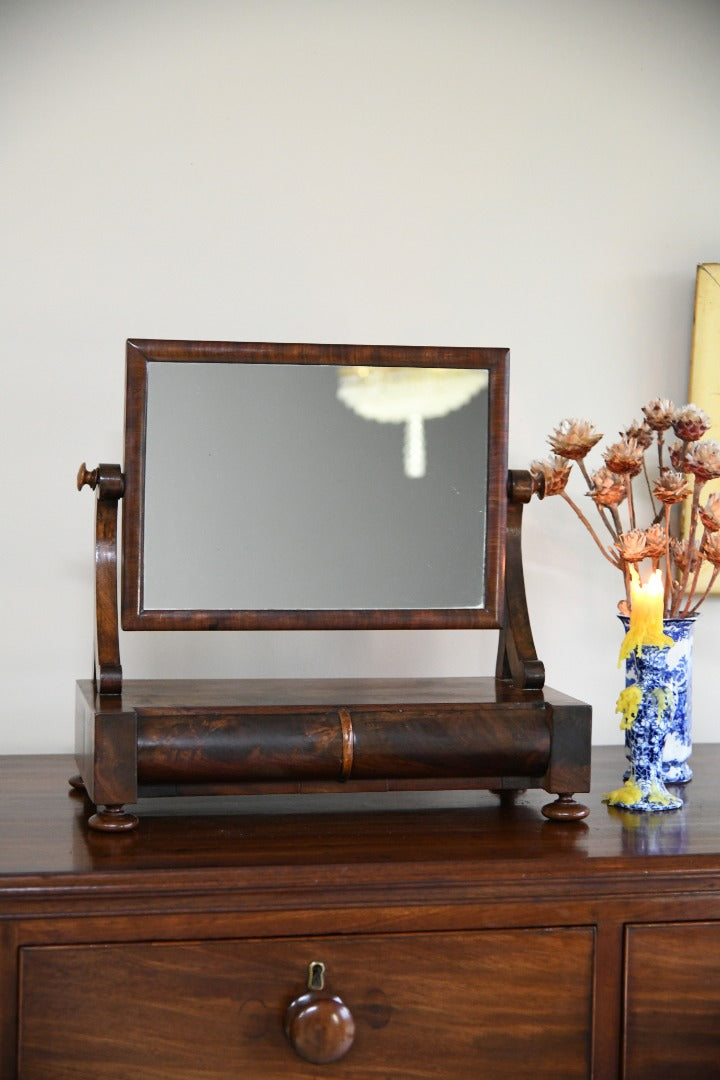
642, 398, 675, 431
672, 404, 711, 443
643, 523, 667, 559
623, 420, 653, 450
615, 529, 647, 563
683, 440, 720, 482
653, 469, 691, 505
701, 531, 720, 567
530, 456, 572, 496
547, 418, 603, 460
700, 492, 720, 533
587, 466, 626, 508
603, 437, 644, 477
670, 538, 702, 576
531, 398, 718, 618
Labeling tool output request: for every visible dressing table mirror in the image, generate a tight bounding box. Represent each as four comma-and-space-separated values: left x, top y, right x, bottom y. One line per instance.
74, 340, 591, 831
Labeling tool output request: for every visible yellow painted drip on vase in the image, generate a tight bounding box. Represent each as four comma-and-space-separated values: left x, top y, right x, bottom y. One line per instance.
652, 687, 672, 720
616, 685, 643, 730
604, 778, 643, 807
604, 775, 678, 808
602, 684, 673, 806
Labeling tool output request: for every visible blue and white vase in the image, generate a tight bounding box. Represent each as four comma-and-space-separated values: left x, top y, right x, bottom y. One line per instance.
619, 616, 695, 785
656, 617, 695, 783
604, 616, 694, 813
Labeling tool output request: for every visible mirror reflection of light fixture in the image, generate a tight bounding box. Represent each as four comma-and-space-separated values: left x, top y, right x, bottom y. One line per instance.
337, 366, 488, 477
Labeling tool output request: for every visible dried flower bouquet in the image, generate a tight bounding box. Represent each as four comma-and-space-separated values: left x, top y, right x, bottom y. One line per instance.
530, 401, 720, 617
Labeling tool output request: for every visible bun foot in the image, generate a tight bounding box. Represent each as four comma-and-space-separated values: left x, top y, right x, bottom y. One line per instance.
88, 805, 139, 832
542, 793, 590, 822
491, 788, 526, 805
68, 774, 86, 792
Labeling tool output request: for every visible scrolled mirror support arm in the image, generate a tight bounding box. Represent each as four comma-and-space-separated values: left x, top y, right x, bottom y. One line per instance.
495, 469, 546, 690
78, 462, 125, 695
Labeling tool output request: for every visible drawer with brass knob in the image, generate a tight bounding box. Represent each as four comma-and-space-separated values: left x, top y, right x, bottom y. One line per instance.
285, 961, 356, 1064
17, 928, 593, 1078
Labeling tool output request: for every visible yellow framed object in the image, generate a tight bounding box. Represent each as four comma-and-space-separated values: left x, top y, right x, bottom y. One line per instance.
687, 263, 720, 593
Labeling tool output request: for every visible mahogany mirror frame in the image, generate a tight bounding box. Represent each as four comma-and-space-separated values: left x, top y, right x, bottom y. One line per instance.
120, 339, 509, 632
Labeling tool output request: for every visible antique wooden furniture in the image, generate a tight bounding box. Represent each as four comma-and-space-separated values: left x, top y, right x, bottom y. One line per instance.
74, 340, 591, 830
2, 749, 720, 1078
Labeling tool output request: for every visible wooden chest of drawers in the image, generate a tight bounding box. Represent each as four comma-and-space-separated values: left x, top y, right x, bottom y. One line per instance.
2, 749, 720, 1078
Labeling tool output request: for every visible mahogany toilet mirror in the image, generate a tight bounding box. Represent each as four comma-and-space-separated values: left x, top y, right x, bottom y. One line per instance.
74, 339, 591, 831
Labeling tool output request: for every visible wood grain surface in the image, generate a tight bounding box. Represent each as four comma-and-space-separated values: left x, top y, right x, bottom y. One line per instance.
2, 749, 720, 1079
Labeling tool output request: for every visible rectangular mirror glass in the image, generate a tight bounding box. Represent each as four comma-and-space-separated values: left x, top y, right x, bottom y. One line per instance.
121, 341, 508, 630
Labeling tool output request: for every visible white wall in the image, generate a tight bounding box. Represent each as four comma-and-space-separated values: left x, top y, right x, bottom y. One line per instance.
2, 0, 719, 754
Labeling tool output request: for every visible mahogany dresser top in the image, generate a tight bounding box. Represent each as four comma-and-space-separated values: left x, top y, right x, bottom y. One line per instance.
1, 746, 719, 899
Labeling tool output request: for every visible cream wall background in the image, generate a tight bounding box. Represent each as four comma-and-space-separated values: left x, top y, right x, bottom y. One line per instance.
2, 0, 720, 754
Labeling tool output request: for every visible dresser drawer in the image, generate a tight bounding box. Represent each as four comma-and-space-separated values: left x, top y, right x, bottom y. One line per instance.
18, 927, 593, 1079
624, 921, 720, 1079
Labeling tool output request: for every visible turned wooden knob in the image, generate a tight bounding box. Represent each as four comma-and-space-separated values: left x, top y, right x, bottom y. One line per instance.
285, 964, 355, 1064
77, 462, 98, 491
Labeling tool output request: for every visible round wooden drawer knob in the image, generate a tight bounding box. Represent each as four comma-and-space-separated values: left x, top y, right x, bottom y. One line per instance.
285, 990, 355, 1064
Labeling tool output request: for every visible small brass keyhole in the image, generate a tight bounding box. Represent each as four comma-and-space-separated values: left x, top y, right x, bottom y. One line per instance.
308, 961, 325, 991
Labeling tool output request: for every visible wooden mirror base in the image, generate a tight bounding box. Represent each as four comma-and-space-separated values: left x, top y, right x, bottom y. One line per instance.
74, 676, 591, 832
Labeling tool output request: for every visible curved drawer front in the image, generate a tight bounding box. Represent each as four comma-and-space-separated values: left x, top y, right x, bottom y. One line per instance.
18, 927, 593, 1079
135, 703, 552, 784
